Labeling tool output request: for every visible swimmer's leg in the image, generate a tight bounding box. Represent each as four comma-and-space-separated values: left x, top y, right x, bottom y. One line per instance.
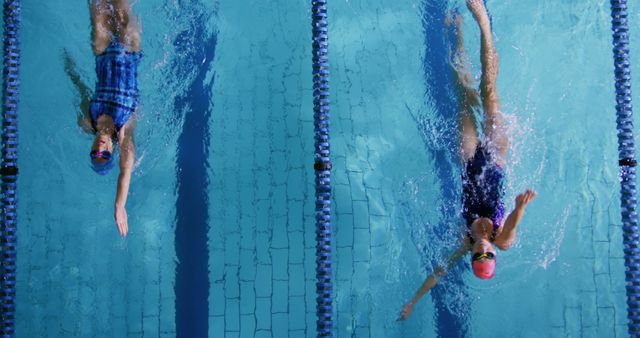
112, 0, 141, 52
449, 12, 480, 163
62, 49, 94, 133
468, 0, 508, 165
90, 0, 113, 55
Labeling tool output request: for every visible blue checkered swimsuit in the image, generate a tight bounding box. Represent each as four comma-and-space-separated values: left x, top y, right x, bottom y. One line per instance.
90, 40, 142, 132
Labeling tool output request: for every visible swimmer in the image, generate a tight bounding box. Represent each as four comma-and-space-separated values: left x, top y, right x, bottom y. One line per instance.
400, 0, 537, 320
65, 0, 141, 237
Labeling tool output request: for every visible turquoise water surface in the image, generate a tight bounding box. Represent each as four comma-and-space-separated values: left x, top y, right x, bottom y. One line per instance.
13, 0, 640, 337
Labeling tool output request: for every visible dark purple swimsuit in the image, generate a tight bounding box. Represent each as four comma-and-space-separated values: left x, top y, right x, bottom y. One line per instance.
462, 143, 505, 239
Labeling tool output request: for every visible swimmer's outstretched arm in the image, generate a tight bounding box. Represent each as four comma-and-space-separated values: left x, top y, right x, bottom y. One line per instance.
494, 189, 537, 250
114, 122, 135, 237
399, 241, 470, 321
62, 49, 94, 134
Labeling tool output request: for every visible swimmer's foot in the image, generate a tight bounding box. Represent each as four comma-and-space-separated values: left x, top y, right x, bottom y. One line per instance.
466, 0, 490, 25
444, 12, 453, 27
445, 10, 463, 31
449, 17, 467, 73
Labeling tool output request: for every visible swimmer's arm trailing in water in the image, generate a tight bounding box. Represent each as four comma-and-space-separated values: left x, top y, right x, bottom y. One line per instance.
114, 120, 136, 237
399, 239, 471, 321
494, 189, 537, 250
62, 49, 95, 134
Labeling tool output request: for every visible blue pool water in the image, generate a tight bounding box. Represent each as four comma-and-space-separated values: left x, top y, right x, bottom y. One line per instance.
13, 0, 640, 337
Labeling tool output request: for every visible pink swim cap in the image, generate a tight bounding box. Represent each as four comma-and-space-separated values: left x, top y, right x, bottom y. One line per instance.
472, 259, 495, 279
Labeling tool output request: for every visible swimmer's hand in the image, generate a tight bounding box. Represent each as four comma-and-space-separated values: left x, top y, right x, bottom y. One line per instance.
515, 189, 537, 211
399, 302, 415, 321
398, 267, 445, 321
115, 205, 129, 237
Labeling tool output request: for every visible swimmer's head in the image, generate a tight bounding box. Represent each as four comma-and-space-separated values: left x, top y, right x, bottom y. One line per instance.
470, 217, 497, 279
90, 132, 115, 175
471, 251, 495, 279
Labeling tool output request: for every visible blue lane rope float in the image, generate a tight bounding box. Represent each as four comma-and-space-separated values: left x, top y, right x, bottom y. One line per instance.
1, 0, 20, 336
609, 0, 640, 335
311, 0, 332, 336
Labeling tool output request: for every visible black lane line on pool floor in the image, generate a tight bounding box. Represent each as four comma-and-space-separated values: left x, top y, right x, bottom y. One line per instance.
418, 2, 470, 337
173, 5, 217, 338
